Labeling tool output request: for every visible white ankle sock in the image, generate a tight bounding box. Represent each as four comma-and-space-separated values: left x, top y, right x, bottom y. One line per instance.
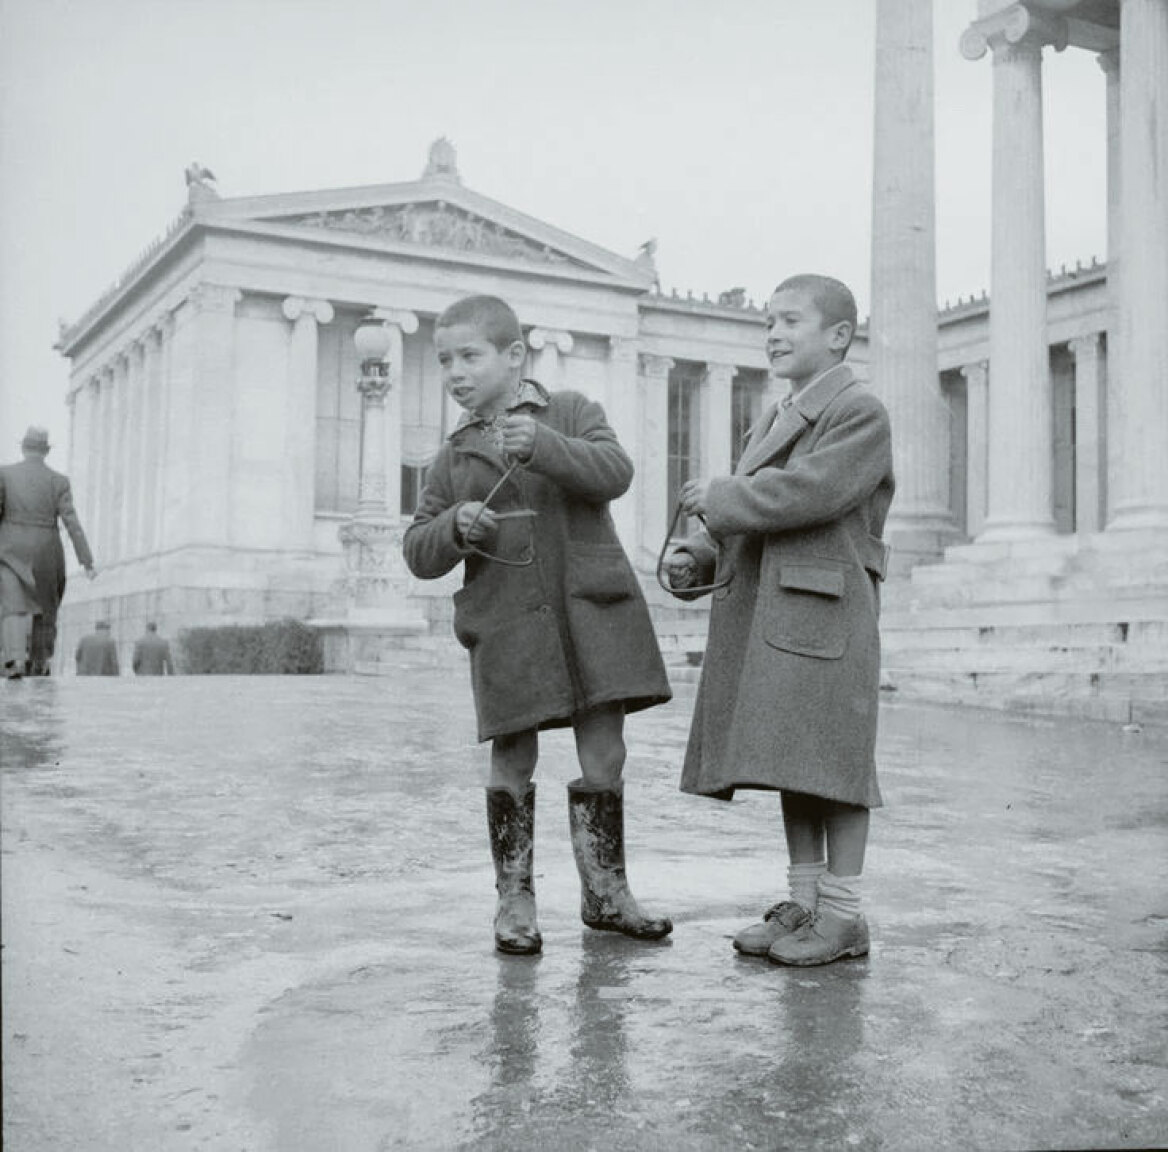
817, 872, 862, 920
787, 861, 827, 912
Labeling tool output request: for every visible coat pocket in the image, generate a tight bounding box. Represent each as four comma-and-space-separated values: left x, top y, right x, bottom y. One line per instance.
566, 542, 638, 604
764, 558, 849, 659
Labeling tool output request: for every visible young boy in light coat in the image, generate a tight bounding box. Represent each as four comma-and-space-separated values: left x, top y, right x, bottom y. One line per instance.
665, 274, 894, 967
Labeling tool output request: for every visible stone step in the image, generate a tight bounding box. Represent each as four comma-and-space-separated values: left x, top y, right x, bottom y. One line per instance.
881, 644, 1168, 674
879, 669, 1168, 727
881, 618, 1168, 649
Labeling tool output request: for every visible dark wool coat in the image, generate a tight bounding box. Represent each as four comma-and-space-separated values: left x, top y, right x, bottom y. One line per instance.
671, 363, 894, 807
76, 632, 119, 676
0, 458, 93, 627
403, 383, 671, 741
133, 634, 175, 675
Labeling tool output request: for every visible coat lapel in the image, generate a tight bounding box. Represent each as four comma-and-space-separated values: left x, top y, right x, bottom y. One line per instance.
736, 363, 857, 475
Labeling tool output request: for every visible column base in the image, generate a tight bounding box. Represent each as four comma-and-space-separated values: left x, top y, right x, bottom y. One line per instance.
975, 520, 1058, 545
1105, 508, 1168, 533
885, 518, 963, 578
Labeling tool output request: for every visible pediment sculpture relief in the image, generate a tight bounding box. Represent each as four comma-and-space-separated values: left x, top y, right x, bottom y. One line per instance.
274, 202, 585, 268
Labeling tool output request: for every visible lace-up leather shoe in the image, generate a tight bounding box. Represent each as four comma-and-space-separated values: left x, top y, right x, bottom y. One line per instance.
767, 910, 869, 966
733, 900, 811, 956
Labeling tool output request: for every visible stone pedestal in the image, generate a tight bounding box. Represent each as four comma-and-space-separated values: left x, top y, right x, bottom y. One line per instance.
316, 312, 427, 672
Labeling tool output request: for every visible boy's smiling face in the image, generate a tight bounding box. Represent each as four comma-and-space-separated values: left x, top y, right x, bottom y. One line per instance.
435, 322, 525, 417
764, 287, 851, 389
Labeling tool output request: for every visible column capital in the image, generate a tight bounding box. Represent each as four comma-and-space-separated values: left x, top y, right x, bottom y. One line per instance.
370, 307, 419, 335
638, 353, 674, 379
149, 311, 176, 343
1068, 331, 1102, 359
960, 4, 1068, 60
1096, 47, 1119, 76
704, 362, 738, 384
529, 327, 574, 354
608, 336, 639, 364
282, 296, 335, 325
959, 360, 989, 388
190, 283, 242, 314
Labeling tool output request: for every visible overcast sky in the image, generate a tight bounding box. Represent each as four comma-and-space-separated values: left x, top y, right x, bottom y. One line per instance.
0, 0, 1108, 452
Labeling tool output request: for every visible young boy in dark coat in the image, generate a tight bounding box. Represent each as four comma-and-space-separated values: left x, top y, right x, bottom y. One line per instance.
403, 294, 673, 955
664, 274, 895, 967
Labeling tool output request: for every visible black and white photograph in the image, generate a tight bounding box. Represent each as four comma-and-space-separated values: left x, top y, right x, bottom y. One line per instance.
2, 1, 1166, 1148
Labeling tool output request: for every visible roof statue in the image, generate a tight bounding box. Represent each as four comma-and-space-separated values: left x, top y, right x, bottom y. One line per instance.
717, 287, 746, 307
185, 162, 219, 205
635, 237, 660, 289
422, 137, 461, 184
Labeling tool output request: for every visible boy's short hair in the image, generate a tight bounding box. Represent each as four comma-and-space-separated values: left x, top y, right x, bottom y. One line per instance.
773, 274, 858, 351
435, 295, 524, 351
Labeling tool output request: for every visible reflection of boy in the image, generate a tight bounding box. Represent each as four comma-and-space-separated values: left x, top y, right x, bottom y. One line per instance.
665, 274, 895, 967
403, 294, 673, 956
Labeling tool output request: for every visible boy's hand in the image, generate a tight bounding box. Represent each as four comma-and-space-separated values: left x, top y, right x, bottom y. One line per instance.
499, 414, 536, 461
456, 502, 498, 545
679, 478, 710, 517
664, 552, 699, 590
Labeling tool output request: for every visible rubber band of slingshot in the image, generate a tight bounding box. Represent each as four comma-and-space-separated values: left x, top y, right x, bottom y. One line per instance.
655, 499, 732, 594
464, 460, 536, 568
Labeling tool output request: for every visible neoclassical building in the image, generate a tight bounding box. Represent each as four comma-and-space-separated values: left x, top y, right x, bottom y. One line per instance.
53, 0, 1166, 720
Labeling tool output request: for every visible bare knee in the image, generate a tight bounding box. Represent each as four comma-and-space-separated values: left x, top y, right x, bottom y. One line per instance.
573, 704, 626, 790
489, 729, 537, 796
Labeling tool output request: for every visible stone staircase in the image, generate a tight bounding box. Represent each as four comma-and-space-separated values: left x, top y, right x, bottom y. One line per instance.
641, 530, 1168, 725
879, 529, 1168, 725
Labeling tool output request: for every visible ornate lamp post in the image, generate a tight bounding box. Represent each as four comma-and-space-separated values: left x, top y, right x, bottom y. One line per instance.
337, 314, 418, 620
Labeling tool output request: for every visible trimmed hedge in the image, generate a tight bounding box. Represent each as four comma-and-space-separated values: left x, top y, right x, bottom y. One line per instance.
178, 619, 323, 675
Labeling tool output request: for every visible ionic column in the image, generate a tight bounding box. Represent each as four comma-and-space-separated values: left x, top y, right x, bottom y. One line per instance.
189, 284, 241, 546
871, 0, 954, 558
1067, 333, 1105, 535
368, 308, 419, 520
123, 340, 147, 559
962, 5, 1067, 541
528, 328, 574, 389
282, 296, 335, 548
1108, 0, 1168, 530
108, 353, 131, 562
137, 324, 165, 557
1098, 49, 1121, 519
639, 354, 673, 558
67, 381, 92, 552
153, 315, 177, 552
606, 336, 640, 554
700, 363, 736, 481
88, 373, 110, 559
960, 362, 989, 538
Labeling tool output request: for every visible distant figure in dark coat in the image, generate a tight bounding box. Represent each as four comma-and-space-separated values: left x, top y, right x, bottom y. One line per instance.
133, 622, 174, 676
76, 621, 119, 676
0, 425, 96, 678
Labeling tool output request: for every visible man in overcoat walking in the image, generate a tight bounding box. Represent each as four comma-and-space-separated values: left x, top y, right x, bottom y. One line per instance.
76, 621, 119, 676
0, 426, 96, 678
133, 622, 175, 675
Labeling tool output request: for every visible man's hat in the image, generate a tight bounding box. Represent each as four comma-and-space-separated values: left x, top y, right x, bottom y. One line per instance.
21, 425, 51, 452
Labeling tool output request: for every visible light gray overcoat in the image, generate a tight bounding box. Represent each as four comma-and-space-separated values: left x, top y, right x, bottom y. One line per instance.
671, 363, 894, 807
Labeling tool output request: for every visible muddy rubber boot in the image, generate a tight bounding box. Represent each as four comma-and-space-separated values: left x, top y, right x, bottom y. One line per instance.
567, 781, 672, 941
486, 786, 542, 956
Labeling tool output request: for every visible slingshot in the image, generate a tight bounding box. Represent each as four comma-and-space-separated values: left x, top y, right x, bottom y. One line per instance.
654, 498, 732, 595
463, 459, 537, 567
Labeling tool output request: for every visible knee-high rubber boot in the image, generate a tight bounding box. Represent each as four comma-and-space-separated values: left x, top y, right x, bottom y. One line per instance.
567, 781, 672, 941
486, 786, 542, 955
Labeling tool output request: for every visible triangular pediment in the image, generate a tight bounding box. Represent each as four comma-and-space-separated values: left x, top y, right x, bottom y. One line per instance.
268, 199, 592, 271
195, 178, 653, 287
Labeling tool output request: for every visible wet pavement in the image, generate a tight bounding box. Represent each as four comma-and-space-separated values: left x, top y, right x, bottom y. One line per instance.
2, 661, 1167, 1151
